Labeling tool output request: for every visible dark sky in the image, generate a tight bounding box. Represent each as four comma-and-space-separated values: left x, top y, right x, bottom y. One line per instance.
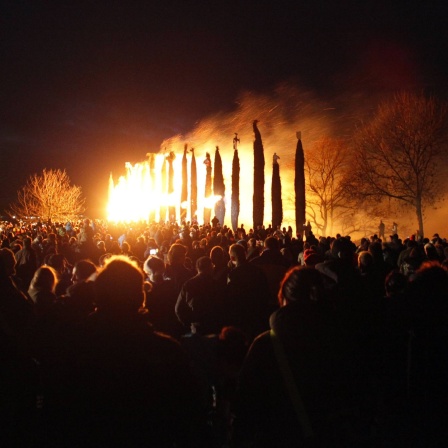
1, 1, 447, 216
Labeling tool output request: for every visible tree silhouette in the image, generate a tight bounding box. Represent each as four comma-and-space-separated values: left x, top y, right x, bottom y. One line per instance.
213, 146, 226, 227
294, 132, 306, 237
9, 169, 85, 222
350, 92, 447, 237
306, 137, 351, 236
190, 148, 197, 224
271, 153, 283, 231
181, 144, 188, 223
231, 133, 240, 232
253, 120, 265, 230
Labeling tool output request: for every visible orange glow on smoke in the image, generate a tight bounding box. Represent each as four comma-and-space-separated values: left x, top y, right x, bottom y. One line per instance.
107, 85, 334, 229
106, 84, 446, 237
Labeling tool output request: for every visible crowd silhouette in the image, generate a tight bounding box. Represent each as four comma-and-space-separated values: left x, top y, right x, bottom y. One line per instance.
1, 217, 447, 447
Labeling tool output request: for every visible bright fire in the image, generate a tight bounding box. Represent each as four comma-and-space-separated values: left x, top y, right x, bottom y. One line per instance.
107, 153, 224, 224
104, 85, 444, 237
106, 85, 320, 228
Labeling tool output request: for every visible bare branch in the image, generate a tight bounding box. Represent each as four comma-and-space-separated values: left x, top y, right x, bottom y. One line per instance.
8, 169, 86, 221
350, 91, 447, 237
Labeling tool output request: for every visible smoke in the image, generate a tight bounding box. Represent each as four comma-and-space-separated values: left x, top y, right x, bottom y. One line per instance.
109, 79, 447, 238
158, 83, 348, 229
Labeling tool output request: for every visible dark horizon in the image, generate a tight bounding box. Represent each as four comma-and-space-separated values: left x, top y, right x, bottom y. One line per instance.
1, 2, 447, 218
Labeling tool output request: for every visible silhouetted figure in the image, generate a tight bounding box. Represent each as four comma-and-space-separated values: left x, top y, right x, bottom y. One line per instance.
392, 222, 398, 235
0, 248, 37, 446
250, 236, 290, 309
165, 243, 195, 294
226, 243, 272, 341
42, 255, 204, 446
407, 262, 448, 446
315, 237, 362, 303
379, 220, 385, 239
132, 235, 147, 262
28, 266, 58, 318
210, 245, 230, 289
176, 256, 224, 335
58, 259, 97, 322
233, 267, 374, 447
77, 218, 98, 262
14, 236, 38, 290
46, 253, 72, 297
303, 221, 312, 238
144, 255, 184, 339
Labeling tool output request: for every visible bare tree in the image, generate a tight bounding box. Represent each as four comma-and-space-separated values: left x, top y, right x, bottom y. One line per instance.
350, 92, 447, 237
339, 198, 394, 238
305, 137, 351, 236
9, 169, 85, 222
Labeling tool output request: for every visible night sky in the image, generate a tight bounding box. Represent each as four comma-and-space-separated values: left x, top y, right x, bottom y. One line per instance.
1, 1, 447, 217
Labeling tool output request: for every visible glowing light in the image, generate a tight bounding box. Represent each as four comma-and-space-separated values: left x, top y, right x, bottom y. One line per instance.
107, 85, 350, 231
203, 195, 222, 209
108, 157, 165, 222
107, 154, 223, 223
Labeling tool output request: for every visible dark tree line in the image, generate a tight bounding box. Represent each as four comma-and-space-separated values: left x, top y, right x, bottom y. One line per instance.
151, 124, 302, 234
151, 123, 305, 233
